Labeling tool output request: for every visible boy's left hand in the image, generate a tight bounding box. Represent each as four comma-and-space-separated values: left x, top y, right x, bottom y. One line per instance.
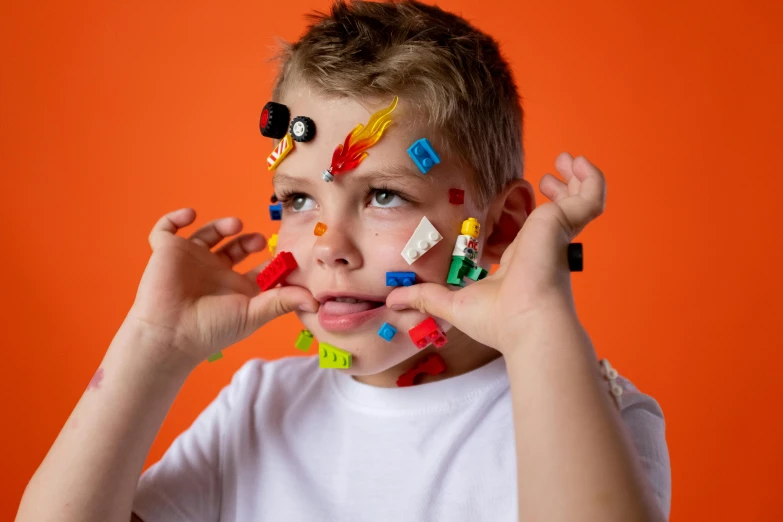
386, 152, 607, 355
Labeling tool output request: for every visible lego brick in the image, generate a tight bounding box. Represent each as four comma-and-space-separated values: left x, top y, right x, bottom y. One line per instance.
267, 134, 294, 171
448, 188, 464, 205
396, 352, 447, 387
314, 222, 327, 236
408, 317, 448, 349
386, 271, 416, 287
295, 329, 314, 352
269, 203, 282, 221
400, 216, 442, 265
377, 322, 398, 342
268, 233, 278, 255
207, 351, 223, 362
407, 138, 441, 174
319, 342, 352, 369
256, 251, 298, 291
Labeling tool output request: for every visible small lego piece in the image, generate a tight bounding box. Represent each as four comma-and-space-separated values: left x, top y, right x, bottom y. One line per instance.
322, 96, 398, 182
256, 251, 298, 291
568, 243, 583, 272
268, 233, 278, 255
447, 217, 488, 286
448, 188, 464, 205
259, 101, 290, 139
207, 351, 223, 362
396, 352, 447, 387
377, 322, 398, 342
267, 134, 295, 171
408, 317, 447, 349
269, 203, 282, 221
289, 116, 316, 142
401, 216, 442, 265
407, 138, 441, 174
295, 329, 314, 352
314, 222, 327, 236
386, 271, 416, 287
319, 342, 352, 369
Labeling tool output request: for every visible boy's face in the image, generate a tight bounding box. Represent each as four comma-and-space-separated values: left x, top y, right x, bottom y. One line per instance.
273, 86, 491, 377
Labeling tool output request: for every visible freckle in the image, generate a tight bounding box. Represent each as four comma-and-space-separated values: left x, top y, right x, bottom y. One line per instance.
88, 368, 104, 390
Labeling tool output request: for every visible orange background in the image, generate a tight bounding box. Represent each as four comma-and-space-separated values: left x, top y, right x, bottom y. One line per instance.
1, 0, 781, 520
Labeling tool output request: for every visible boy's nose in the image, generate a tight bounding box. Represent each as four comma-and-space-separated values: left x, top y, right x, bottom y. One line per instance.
314, 231, 363, 270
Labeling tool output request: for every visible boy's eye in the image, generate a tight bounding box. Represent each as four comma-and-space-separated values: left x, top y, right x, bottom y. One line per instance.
370, 190, 405, 208
291, 195, 316, 211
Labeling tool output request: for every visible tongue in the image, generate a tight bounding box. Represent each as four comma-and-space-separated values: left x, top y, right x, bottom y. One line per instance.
321, 300, 380, 316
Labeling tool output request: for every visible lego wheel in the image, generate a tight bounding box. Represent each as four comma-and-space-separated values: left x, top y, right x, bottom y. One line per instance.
259, 102, 290, 139
289, 116, 316, 142
568, 243, 583, 272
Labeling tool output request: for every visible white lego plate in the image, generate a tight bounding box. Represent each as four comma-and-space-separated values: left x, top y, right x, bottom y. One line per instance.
401, 216, 442, 265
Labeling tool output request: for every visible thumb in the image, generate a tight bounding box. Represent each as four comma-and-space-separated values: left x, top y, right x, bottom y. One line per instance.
246, 285, 319, 329
386, 283, 457, 323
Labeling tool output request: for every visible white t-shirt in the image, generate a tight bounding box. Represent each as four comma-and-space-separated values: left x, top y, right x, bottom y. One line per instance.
133, 355, 671, 521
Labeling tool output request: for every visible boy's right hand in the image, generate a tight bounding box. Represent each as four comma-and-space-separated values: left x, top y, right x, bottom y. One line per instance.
125, 207, 319, 371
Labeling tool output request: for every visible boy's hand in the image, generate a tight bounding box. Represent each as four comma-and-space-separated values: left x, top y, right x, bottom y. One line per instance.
386, 153, 606, 354
125, 208, 319, 370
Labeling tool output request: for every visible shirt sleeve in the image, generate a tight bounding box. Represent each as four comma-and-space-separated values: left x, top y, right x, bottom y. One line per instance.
131, 360, 262, 522
617, 376, 672, 520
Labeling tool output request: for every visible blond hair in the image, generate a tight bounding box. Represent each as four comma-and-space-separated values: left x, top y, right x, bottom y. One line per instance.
271, 0, 524, 207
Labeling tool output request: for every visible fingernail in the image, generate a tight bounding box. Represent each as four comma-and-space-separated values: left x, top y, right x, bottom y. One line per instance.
390, 304, 407, 311
298, 303, 316, 313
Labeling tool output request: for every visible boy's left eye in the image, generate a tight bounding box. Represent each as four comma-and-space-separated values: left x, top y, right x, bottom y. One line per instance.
370, 190, 405, 208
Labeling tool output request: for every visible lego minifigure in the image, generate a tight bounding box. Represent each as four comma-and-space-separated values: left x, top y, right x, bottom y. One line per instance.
447, 217, 488, 287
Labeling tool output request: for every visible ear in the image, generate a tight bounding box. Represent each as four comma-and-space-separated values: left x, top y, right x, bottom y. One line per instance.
482, 178, 536, 265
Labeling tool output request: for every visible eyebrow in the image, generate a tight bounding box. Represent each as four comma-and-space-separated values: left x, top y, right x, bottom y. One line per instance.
273, 163, 432, 191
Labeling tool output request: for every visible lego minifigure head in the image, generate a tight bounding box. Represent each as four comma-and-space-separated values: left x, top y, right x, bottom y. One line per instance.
265, 0, 535, 384
460, 218, 480, 238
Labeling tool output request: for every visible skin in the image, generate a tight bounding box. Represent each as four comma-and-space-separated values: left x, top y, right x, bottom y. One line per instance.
15, 86, 664, 522
273, 85, 535, 385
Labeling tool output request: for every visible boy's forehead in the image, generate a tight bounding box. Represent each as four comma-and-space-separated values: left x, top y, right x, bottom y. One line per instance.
273, 88, 448, 186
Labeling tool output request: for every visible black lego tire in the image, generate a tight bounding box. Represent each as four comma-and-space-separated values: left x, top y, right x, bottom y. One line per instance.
289, 116, 316, 142
259, 102, 290, 139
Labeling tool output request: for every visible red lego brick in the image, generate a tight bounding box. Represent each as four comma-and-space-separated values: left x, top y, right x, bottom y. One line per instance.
396, 353, 447, 387
408, 317, 448, 349
448, 188, 464, 205
256, 251, 298, 291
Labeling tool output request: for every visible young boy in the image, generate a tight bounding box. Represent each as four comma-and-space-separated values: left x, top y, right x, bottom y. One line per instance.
16, 1, 671, 521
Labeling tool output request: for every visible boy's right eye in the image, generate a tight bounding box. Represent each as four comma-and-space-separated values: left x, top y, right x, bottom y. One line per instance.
287, 194, 317, 212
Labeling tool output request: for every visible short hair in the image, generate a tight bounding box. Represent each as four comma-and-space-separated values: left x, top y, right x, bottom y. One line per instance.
271, 0, 524, 207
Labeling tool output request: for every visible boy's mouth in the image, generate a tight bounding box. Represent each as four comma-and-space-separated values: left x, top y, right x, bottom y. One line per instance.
315, 293, 387, 332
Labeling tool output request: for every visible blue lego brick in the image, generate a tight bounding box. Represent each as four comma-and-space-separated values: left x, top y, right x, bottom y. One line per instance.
407, 138, 441, 174
378, 322, 398, 342
269, 203, 282, 221
386, 271, 416, 287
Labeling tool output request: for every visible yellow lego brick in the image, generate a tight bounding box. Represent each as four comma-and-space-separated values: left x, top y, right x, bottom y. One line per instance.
268, 233, 278, 255
319, 342, 352, 369
295, 329, 314, 352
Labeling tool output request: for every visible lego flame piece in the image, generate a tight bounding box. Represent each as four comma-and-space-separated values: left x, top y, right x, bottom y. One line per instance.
322, 96, 398, 182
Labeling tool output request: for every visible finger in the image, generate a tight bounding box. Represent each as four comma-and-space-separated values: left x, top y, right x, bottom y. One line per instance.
214, 233, 267, 267
385, 283, 457, 324
558, 156, 607, 230
148, 207, 197, 250
246, 285, 319, 329
540, 173, 569, 202
189, 217, 243, 249
554, 151, 576, 183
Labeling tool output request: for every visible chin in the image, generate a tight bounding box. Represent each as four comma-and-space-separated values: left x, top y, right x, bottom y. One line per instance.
296, 312, 425, 376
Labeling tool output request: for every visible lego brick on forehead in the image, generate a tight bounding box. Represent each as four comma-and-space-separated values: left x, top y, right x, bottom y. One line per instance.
322, 96, 399, 182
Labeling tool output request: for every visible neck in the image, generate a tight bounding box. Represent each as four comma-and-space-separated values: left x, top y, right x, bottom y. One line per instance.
351, 327, 502, 388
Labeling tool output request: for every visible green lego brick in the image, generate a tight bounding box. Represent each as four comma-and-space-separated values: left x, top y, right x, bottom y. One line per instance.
207, 351, 224, 362
447, 256, 471, 287
467, 265, 488, 281
295, 329, 314, 352
319, 342, 352, 369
